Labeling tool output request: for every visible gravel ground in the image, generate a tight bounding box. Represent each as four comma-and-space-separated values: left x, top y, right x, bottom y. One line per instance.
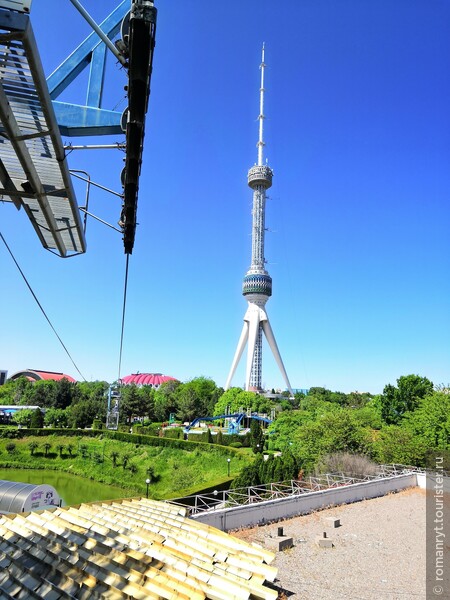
231, 488, 434, 600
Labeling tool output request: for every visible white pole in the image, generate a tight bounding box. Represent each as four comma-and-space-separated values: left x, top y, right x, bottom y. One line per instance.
257, 43, 266, 166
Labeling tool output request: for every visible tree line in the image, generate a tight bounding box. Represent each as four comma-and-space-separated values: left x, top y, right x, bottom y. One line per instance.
0, 373, 448, 471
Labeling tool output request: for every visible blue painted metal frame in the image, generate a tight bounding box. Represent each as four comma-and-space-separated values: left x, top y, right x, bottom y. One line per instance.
47, 0, 129, 136
184, 413, 272, 432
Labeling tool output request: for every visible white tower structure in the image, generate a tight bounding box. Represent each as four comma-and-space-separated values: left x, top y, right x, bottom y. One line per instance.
225, 45, 293, 396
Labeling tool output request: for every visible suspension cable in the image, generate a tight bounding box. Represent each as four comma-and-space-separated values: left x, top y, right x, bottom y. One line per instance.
117, 252, 130, 382
0, 231, 86, 381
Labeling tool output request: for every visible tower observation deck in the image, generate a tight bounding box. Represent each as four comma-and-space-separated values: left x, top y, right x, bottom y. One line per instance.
225, 45, 293, 395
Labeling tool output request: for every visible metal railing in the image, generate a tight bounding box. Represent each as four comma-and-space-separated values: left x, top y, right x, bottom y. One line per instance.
167, 464, 435, 516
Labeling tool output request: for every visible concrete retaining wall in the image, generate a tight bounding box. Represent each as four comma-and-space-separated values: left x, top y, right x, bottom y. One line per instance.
193, 473, 418, 532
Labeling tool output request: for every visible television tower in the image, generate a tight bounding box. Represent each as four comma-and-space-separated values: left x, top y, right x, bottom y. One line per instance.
225, 44, 293, 395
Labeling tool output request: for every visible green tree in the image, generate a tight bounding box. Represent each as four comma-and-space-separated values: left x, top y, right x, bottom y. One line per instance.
290, 410, 370, 473
13, 409, 34, 428
92, 452, 103, 465
79, 444, 88, 459
67, 399, 101, 429
0, 379, 19, 405
176, 385, 200, 423
25, 379, 57, 408
381, 374, 434, 424
30, 408, 44, 428
250, 419, 264, 453
232, 462, 261, 489
110, 450, 119, 467
138, 385, 155, 421
153, 380, 180, 422
267, 410, 313, 451
44, 408, 68, 428
56, 443, 65, 457
76, 381, 109, 404
213, 388, 261, 417
28, 441, 38, 456
121, 385, 144, 423
403, 392, 450, 450
11, 377, 32, 405
53, 378, 76, 409
43, 442, 51, 457
372, 426, 427, 466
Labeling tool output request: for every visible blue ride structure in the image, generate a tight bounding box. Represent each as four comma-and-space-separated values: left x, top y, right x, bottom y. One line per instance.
184, 413, 272, 434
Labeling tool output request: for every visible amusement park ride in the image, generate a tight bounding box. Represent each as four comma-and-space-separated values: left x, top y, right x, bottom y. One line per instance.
184, 412, 272, 434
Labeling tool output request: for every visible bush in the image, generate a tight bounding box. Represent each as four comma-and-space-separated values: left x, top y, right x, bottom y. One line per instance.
228, 442, 243, 448
164, 428, 183, 440
315, 452, 378, 478
0, 427, 20, 439
187, 431, 209, 443
5, 442, 16, 454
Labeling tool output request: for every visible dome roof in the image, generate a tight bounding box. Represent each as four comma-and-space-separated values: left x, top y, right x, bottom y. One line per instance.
9, 370, 76, 383
121, 373, 177, 387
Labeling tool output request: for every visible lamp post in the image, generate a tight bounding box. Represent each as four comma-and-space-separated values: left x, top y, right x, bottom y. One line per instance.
227, 458, 231, 477
145, 478, 150, 499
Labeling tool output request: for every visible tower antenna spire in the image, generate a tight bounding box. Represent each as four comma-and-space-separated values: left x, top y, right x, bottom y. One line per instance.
257, 43, 266, 167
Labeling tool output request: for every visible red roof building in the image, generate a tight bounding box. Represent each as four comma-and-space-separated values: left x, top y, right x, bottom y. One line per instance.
121, 373, 177, 388
9, 370, 76, 383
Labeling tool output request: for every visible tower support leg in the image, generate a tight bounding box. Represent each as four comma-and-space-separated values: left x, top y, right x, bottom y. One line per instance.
261, 317, 293, 396
225, 321, 249, 390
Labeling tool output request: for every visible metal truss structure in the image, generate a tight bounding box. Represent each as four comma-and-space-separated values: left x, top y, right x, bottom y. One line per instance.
106, 381, 121, 430
0, 7, 86, 256
0, 0, 157, 256
168, 464, 428, 516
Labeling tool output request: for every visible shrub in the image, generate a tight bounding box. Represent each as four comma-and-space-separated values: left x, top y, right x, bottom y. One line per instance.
315, 452, 378, 478
30, 409, 44, 429
79, 444, 89, 459
56, 443, 65, 457
28, 441, 38, 456
5, 442, 16, 454
0, 427, 20, 439
229, 442, 243, 448
164, 428, 183, 440
187, 431, 209, 443
92, 452, 103, 464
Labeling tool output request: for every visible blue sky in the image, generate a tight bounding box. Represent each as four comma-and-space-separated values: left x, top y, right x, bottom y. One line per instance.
1, 0, 449, 394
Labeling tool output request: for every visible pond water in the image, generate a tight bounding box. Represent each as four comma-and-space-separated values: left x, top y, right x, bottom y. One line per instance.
0, 469, 129, 506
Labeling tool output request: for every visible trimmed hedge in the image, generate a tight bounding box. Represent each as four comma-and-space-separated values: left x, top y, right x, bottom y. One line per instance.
164, 428, 184, 440
187, 431, 210, 443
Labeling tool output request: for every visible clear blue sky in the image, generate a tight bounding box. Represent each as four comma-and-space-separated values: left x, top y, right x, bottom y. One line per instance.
1, 0, 449, 394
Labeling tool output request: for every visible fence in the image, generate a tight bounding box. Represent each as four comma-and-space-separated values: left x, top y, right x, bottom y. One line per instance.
168, 464, 428, 517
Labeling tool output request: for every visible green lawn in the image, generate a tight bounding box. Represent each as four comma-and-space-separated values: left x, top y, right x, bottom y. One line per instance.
0, 434, 253, 499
